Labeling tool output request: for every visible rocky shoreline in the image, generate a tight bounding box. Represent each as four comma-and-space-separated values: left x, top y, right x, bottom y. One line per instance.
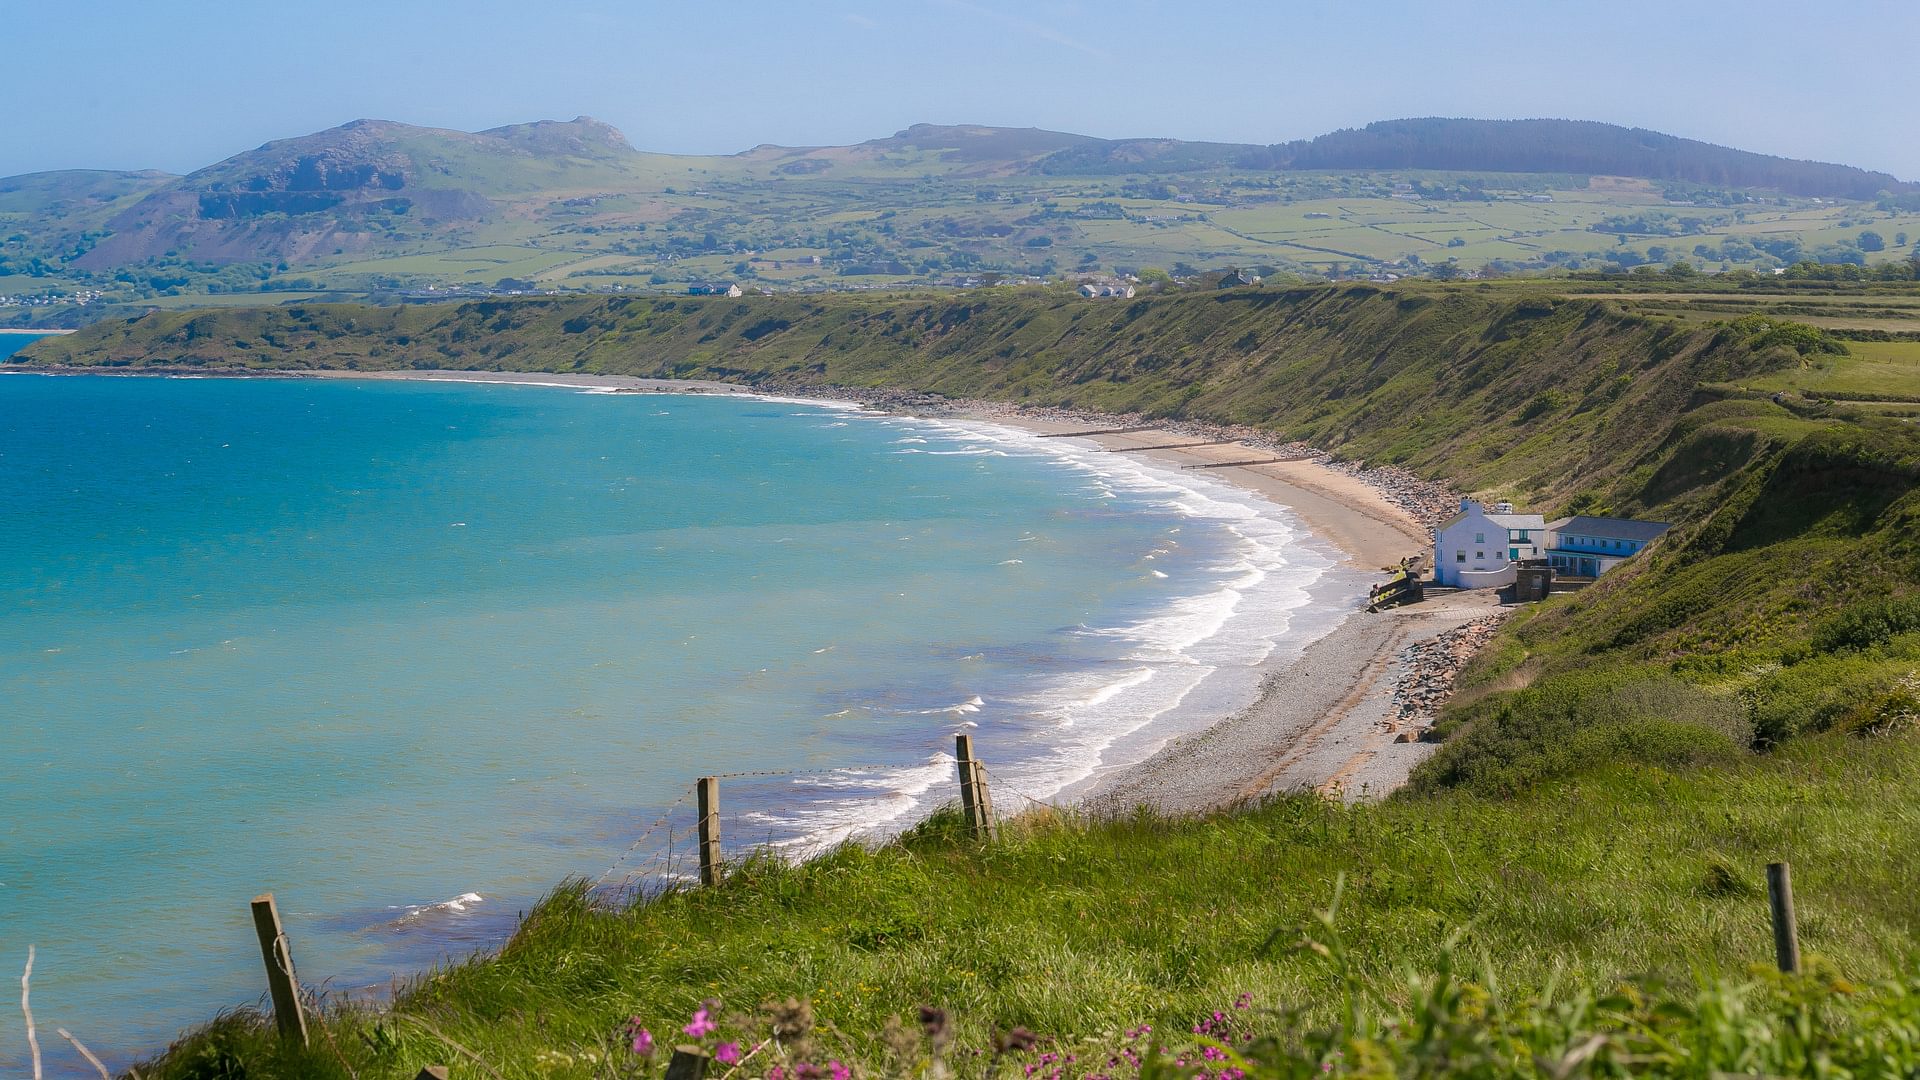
1389, 612, 1511, 732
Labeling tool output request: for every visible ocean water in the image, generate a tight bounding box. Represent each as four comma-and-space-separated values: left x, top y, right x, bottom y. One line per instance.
0, 374, 1352, 1072
0, 332, 55, 361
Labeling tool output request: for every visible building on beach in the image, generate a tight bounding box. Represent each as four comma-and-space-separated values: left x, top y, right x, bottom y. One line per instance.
1541, 515, 1673, 579
1433, 501, 1675, 589
1431, 499, 1546, 588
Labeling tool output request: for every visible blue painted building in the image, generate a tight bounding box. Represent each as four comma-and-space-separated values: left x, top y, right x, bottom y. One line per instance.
1543, 515, 1673, 578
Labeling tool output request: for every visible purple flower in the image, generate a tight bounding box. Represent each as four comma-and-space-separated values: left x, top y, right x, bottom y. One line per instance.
684, 1009, 717, 1039
1233, 994, 1252, 1010
715, 1042, 741, 1066
828, 1060, 851, 1080
768, 1069, 786, 1080
630, 1028, 656, 1057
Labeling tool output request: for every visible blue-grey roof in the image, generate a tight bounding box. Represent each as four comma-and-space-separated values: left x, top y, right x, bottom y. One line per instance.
1555, 515, 1673, 542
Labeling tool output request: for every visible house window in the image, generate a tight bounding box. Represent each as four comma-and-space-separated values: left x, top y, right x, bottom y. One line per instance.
1456, 551, 1465, 563
1474, 532, 1485, 544
1516, 530, 1529, 541
1475, 551, 1484, 560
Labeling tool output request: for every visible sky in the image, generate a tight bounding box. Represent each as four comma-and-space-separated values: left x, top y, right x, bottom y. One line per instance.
4, 0, 1918, 180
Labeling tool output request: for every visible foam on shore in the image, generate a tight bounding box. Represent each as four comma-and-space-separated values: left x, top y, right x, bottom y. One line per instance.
730, 406, 1359, 849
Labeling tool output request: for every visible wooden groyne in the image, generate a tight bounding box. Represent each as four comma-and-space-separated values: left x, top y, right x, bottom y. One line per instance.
1037, 425, 1159, 438
1180, 453, 1316, 470
1105, 439, 1242, 453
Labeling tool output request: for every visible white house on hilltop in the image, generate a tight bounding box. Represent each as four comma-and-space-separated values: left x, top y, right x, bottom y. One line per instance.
1432, 499, 1547, 589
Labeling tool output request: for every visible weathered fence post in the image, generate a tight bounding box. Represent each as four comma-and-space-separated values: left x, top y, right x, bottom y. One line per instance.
1767, 861, 1800, 974
954, 734, 996, 839
955, 734, 980, 833
665, 1047, 711, 1080
249, 893, 310, 1046
696, 776, 722, 887
973, 759, 996, 839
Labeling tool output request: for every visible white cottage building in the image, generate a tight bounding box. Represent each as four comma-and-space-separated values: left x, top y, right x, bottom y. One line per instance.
1431, 499, 1547, 589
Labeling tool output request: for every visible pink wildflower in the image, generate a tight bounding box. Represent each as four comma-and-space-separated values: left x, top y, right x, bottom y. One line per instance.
829, 1060, 851, 1080
715, 1042, 741, 1066
684, 1009, 717, 1039
630, 1028, 655, 1057
769, 1069, 786, 1080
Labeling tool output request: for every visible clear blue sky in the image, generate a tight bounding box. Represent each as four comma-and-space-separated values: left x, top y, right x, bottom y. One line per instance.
6, 0, 1917, 180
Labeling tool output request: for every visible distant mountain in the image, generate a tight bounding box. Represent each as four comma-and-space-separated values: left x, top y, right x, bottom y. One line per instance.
1240, 118, 1909, 200
736, 123, 1102, 178
72, 116, 648, 267
3, 114, 1911, 317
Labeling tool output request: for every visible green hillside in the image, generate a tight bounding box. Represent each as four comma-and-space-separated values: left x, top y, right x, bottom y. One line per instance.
31, 286, 1920, 1078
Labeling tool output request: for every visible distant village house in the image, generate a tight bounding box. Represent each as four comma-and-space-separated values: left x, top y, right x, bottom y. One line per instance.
1078, 281, 1136, 298
1216, 268, 1261, 288
688, 282, 743, 297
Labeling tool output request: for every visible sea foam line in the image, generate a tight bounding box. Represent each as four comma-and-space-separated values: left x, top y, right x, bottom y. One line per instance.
720, 407, 1351, 848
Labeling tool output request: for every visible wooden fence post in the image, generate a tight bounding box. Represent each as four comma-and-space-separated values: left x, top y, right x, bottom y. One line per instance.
955, 734, 980, 834
954, 735, 996, 840
249, 893, 310, 1046
696, 776, 721, 887
1767, 861, 1800, 974
973, 759, 996, 840
665, 1047, 710, 1080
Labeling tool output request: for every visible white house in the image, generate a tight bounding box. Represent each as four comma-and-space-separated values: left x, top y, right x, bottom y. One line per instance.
1542, 515, 1672, 579
1431, 499, 1547, 589
1078, 282, 1136, 298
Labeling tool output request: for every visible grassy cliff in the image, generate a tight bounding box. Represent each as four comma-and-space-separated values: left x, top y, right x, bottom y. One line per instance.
19, 286, 1789, 509
19, 286, 1920, 1078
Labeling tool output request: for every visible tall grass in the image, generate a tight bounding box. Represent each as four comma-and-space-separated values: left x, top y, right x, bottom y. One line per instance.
137, 733, 1920, 1080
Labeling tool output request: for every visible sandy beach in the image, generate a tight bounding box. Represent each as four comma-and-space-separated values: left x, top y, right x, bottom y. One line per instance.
957, 410, 1501, 809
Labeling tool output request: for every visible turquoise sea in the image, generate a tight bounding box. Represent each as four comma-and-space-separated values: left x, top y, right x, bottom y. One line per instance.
0, 366, 1349, 1072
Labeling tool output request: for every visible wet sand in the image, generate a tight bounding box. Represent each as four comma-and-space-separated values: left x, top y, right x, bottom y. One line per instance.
962, 411, 1501, 809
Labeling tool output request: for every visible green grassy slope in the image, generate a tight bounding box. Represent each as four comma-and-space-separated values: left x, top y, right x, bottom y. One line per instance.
135, 738, 1920, 1080
17, 286, 1786, 509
